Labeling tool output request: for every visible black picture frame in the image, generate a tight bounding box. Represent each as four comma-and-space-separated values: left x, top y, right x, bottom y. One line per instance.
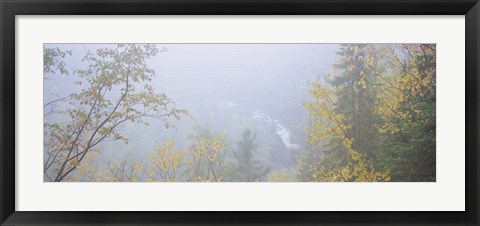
1, 0, 479, 225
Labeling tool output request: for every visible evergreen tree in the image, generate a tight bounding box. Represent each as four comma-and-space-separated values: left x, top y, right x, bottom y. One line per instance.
299, 44, 390, 182
300, 44, 435, 182
234, 129, 270, 181
376, 44, 436, 181
329, 44, 382, 160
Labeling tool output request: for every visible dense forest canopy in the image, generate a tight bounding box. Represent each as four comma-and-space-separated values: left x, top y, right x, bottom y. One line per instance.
43, 43, 435, 182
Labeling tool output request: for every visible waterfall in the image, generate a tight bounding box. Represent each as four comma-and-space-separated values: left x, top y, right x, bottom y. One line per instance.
252, 110, 301, 150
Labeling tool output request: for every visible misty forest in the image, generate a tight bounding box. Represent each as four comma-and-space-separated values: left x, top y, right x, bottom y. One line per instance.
44, 44, 435, 182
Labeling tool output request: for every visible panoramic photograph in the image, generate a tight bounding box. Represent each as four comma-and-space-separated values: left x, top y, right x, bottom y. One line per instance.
43, 43, 436, 182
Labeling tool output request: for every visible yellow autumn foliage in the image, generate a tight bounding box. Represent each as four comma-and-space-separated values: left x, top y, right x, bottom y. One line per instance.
303, 75, 391, 182
187, 128, 227, 182
148, 140, 186, 182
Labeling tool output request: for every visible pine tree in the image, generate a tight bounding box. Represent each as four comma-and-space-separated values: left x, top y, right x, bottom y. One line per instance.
300, 44, 390, 182
234, 129, 270, 181
329, 44, 382, 160
375, 44, 436, 181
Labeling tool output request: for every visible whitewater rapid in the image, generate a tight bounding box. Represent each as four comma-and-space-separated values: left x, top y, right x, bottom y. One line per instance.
252, 110, 301, 150
213, 99, 301, 150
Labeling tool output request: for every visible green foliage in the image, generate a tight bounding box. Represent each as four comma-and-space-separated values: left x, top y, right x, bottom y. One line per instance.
300, 44, 435, 182
375, 44, 436, 181
43, 47, 72, 76
233, 129, 271, 181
